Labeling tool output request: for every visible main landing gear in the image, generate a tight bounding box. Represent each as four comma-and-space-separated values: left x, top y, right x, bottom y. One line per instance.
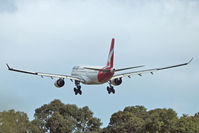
74, 80, 82, 95
107, 81, 115, 94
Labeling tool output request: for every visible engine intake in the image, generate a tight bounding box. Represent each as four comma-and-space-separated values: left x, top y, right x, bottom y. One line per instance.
54, 78, 65, 88
111, 78, 122, 86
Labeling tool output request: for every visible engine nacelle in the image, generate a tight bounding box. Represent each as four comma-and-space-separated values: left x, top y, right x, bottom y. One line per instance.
111, 78, 122, 86
54, 78, 65, 88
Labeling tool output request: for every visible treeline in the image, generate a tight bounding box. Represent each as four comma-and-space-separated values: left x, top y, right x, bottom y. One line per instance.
0, 99, 199, 133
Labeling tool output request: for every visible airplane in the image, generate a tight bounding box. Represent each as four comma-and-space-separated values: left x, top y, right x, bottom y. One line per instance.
6, 38, 193, 95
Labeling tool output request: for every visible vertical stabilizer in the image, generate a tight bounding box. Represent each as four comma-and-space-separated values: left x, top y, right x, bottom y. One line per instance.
106, 38, 114, 68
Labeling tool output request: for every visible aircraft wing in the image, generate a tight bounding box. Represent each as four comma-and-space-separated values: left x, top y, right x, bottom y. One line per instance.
6, 64, 84, 82
111, 58, 193, 80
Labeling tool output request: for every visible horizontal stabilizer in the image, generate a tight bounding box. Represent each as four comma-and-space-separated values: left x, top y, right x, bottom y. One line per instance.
83, 67, 110, 72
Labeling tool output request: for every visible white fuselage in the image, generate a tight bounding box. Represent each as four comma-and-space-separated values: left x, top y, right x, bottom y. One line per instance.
71, 66, 102, 84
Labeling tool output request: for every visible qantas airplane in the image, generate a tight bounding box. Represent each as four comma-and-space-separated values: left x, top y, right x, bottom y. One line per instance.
6, 38, 192, 95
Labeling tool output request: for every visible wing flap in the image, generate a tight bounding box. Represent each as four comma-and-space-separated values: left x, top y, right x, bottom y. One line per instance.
111, 58, 193, 80
112, 69, 158, 79
6, 64, 84, 82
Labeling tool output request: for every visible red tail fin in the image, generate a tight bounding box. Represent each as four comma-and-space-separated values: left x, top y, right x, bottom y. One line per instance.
106, 38, 114, 68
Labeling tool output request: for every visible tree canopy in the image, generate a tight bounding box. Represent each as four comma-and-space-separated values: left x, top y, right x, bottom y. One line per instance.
0, 109, 41, 133
33, 99, 102, 133
0, 100, 199, 133
103, 106, 199, 133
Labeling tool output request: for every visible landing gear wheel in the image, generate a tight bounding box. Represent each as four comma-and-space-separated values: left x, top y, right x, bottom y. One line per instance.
74, 80, 82, 95
74, 88, 78, 95
111, 87, 115, 94
107, 86, 115, 94
77, 85, 81, 89
107, 80, 116, 94
79, 89, 82, 95
74, 87, 82, 95
107, 87, 111, 94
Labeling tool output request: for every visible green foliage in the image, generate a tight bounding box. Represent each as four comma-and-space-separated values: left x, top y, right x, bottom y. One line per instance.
124, 105, 148, 119
103, 107, 199, 133
1, 100, 199, 133
103, 106, 147, 133
145, 108, 178, 133
0, 109, 41, 133
33, 99, 102, 133
104, 111, 144, 133
175, 114, 199, 133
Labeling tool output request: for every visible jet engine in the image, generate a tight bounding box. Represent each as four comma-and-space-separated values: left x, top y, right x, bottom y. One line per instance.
54, 78, 65, 88
111, 78, 122, 86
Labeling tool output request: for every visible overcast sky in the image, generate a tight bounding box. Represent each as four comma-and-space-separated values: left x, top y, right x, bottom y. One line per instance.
0, 0, 199, 127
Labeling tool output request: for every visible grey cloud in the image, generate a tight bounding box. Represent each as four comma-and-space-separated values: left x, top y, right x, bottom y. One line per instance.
0, 0, 17, 13
1, 0, 199, 66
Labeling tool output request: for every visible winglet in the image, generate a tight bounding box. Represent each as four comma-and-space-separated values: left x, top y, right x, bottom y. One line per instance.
187, 57, 193, 64
6, 64, 11, 70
